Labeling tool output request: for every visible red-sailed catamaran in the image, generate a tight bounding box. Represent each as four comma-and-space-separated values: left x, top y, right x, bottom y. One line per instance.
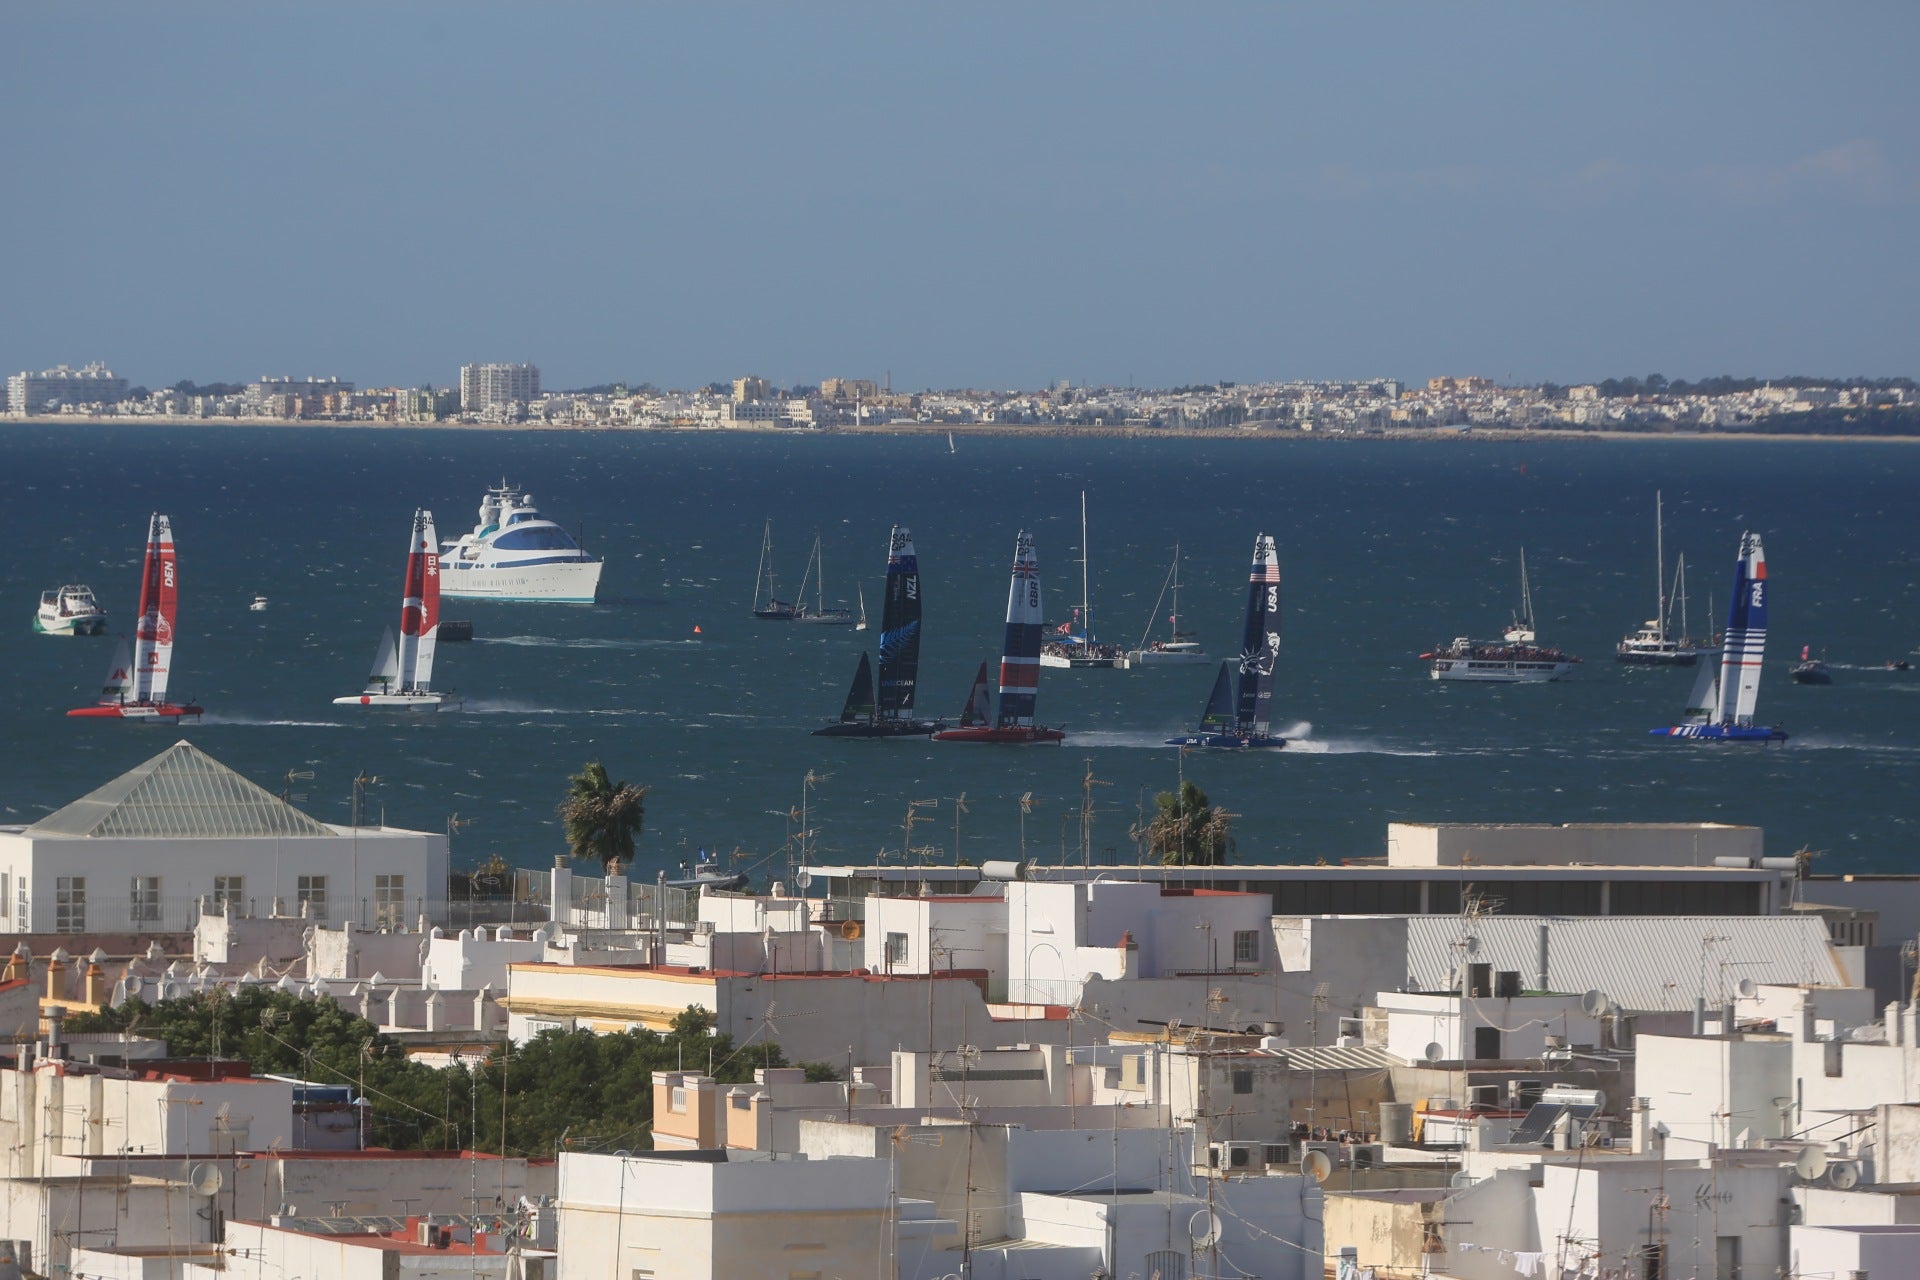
68, 514, 203, 722
934, 530, 1065, 744
1650, 531, 1787, 743
335, 509, 450, 709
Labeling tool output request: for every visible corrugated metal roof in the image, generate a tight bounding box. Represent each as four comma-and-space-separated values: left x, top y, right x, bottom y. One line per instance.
1279, 1044, 1403, 1071
28, 740, 335, 839
1403, 915, 1842, 1012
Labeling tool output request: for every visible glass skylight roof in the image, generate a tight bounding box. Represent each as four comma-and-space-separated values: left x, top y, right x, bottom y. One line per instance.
28, 740, 335, 839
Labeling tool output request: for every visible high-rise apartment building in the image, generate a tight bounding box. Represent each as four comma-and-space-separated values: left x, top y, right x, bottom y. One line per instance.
459, 363, 541, 413
6, 362, 130, 416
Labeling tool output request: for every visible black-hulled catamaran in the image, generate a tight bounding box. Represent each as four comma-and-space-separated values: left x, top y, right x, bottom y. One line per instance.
934, 530, 1065, 744
1167, 533, 1292, 750
815, 526, 946, 737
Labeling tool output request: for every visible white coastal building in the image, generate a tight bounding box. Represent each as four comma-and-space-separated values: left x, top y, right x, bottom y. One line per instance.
0, 740, 447, 934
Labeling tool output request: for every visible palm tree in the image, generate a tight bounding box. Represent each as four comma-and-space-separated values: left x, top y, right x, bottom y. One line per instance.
557, 761, 649, 871
1145, 780, 1234, 867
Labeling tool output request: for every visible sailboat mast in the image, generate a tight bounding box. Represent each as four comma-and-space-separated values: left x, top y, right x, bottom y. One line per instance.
754, 520, 773, 609
1170, 543, 1182, 633
1079, 491, 1091, 641
1655, 491, 1667, 645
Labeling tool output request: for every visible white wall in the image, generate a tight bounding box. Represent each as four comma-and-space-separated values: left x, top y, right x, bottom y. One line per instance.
0, 826, 446, 933
1638, 1033, 1793, 1156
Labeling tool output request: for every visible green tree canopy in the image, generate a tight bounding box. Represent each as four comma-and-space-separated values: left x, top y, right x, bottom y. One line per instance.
558, 760, 649, 871
1145, 780, 1234, 866
68, 991, 833, 1155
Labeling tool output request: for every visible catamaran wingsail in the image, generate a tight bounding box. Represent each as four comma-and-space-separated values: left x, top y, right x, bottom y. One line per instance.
1651, 531, 1787, 742
69, 514, 203, 721
1167, 533, 1291, 749
934, 530, 1065, 744
815, 526, 945, 737
335, 509, 452, 709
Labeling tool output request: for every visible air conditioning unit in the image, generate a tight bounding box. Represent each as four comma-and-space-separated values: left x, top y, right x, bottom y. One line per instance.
1262, 1143, 1288, 1166
1469, 1085, 1501, 1110
1350, 1143, 1384, 1169
1302, 1140, 1346, 1169
1208, 1141, 1265, 1174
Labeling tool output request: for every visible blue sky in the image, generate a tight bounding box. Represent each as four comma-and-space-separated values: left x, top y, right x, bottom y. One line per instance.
2, 4, 1915, 390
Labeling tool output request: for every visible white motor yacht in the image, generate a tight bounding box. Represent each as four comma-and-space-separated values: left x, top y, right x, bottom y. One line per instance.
35, 584, 107, 636
440, 482, 603, 603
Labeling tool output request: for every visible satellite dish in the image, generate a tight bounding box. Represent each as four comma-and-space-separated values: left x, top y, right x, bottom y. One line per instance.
1187, 1209, 1222, 1247
1300, 1149, 1334, 1183
1793, 1145, 1829, 1181
1736, 977, 1758, 1000
187, 1163, 223, 1197
1580, 989, 1611, 1017
1829, 1161, 1860, 1190
793, 868, 813, 890
1423, 1042, 1446, 1064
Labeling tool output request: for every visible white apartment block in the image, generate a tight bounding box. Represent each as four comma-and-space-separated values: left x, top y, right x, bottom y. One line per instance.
6, 362, 129, 415
459, 362, 540, 413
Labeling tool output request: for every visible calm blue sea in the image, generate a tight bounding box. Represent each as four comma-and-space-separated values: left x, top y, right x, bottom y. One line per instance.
6, 426, 1918, 880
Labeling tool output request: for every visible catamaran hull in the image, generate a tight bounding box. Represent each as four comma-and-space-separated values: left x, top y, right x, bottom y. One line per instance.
932, 725, 1065, 744
1649, 724, 1788, 743
1165, 732, 1289, 750
332, 693, 449, 710
813, 720, 945, 738
35, 614, 108, 636
68, 702, 203, 721
1130, 648, 1209, 666
440, 559, 601, 603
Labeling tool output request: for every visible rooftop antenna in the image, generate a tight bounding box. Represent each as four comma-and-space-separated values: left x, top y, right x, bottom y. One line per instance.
902, 799, 937, 873
1017, 792, 1035, 861
950, 792, 969, 864
1079, 758, 1112, 868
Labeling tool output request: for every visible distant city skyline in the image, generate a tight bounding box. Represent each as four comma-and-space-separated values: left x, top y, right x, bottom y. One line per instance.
3, 5, 1915, 390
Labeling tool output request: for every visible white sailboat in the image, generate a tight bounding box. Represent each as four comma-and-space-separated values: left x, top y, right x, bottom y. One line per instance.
1040, 491, 1128, 668
335, 509, 451, 709
1128, 545, 1209, 665
1616, 491, 1705, 665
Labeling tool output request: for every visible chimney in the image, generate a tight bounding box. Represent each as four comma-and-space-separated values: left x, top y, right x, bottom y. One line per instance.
45, 949, 69, 1001
1631, 1097, 1653, 1154
83, 962, 107, 1007
3, 945, 28, 984
1535, 922, 1550, 993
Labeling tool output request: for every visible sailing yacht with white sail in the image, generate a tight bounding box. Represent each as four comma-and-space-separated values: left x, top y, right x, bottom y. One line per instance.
335, 509, 451, 710
1651, 531, 1787, 742
68, 514, 203, 721
751, 523, 853, 624
1041, 491, 1127, 668
1167, 534, 1291, 749
1616, 492, 1705, 665
1128, 545, 1208, 666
